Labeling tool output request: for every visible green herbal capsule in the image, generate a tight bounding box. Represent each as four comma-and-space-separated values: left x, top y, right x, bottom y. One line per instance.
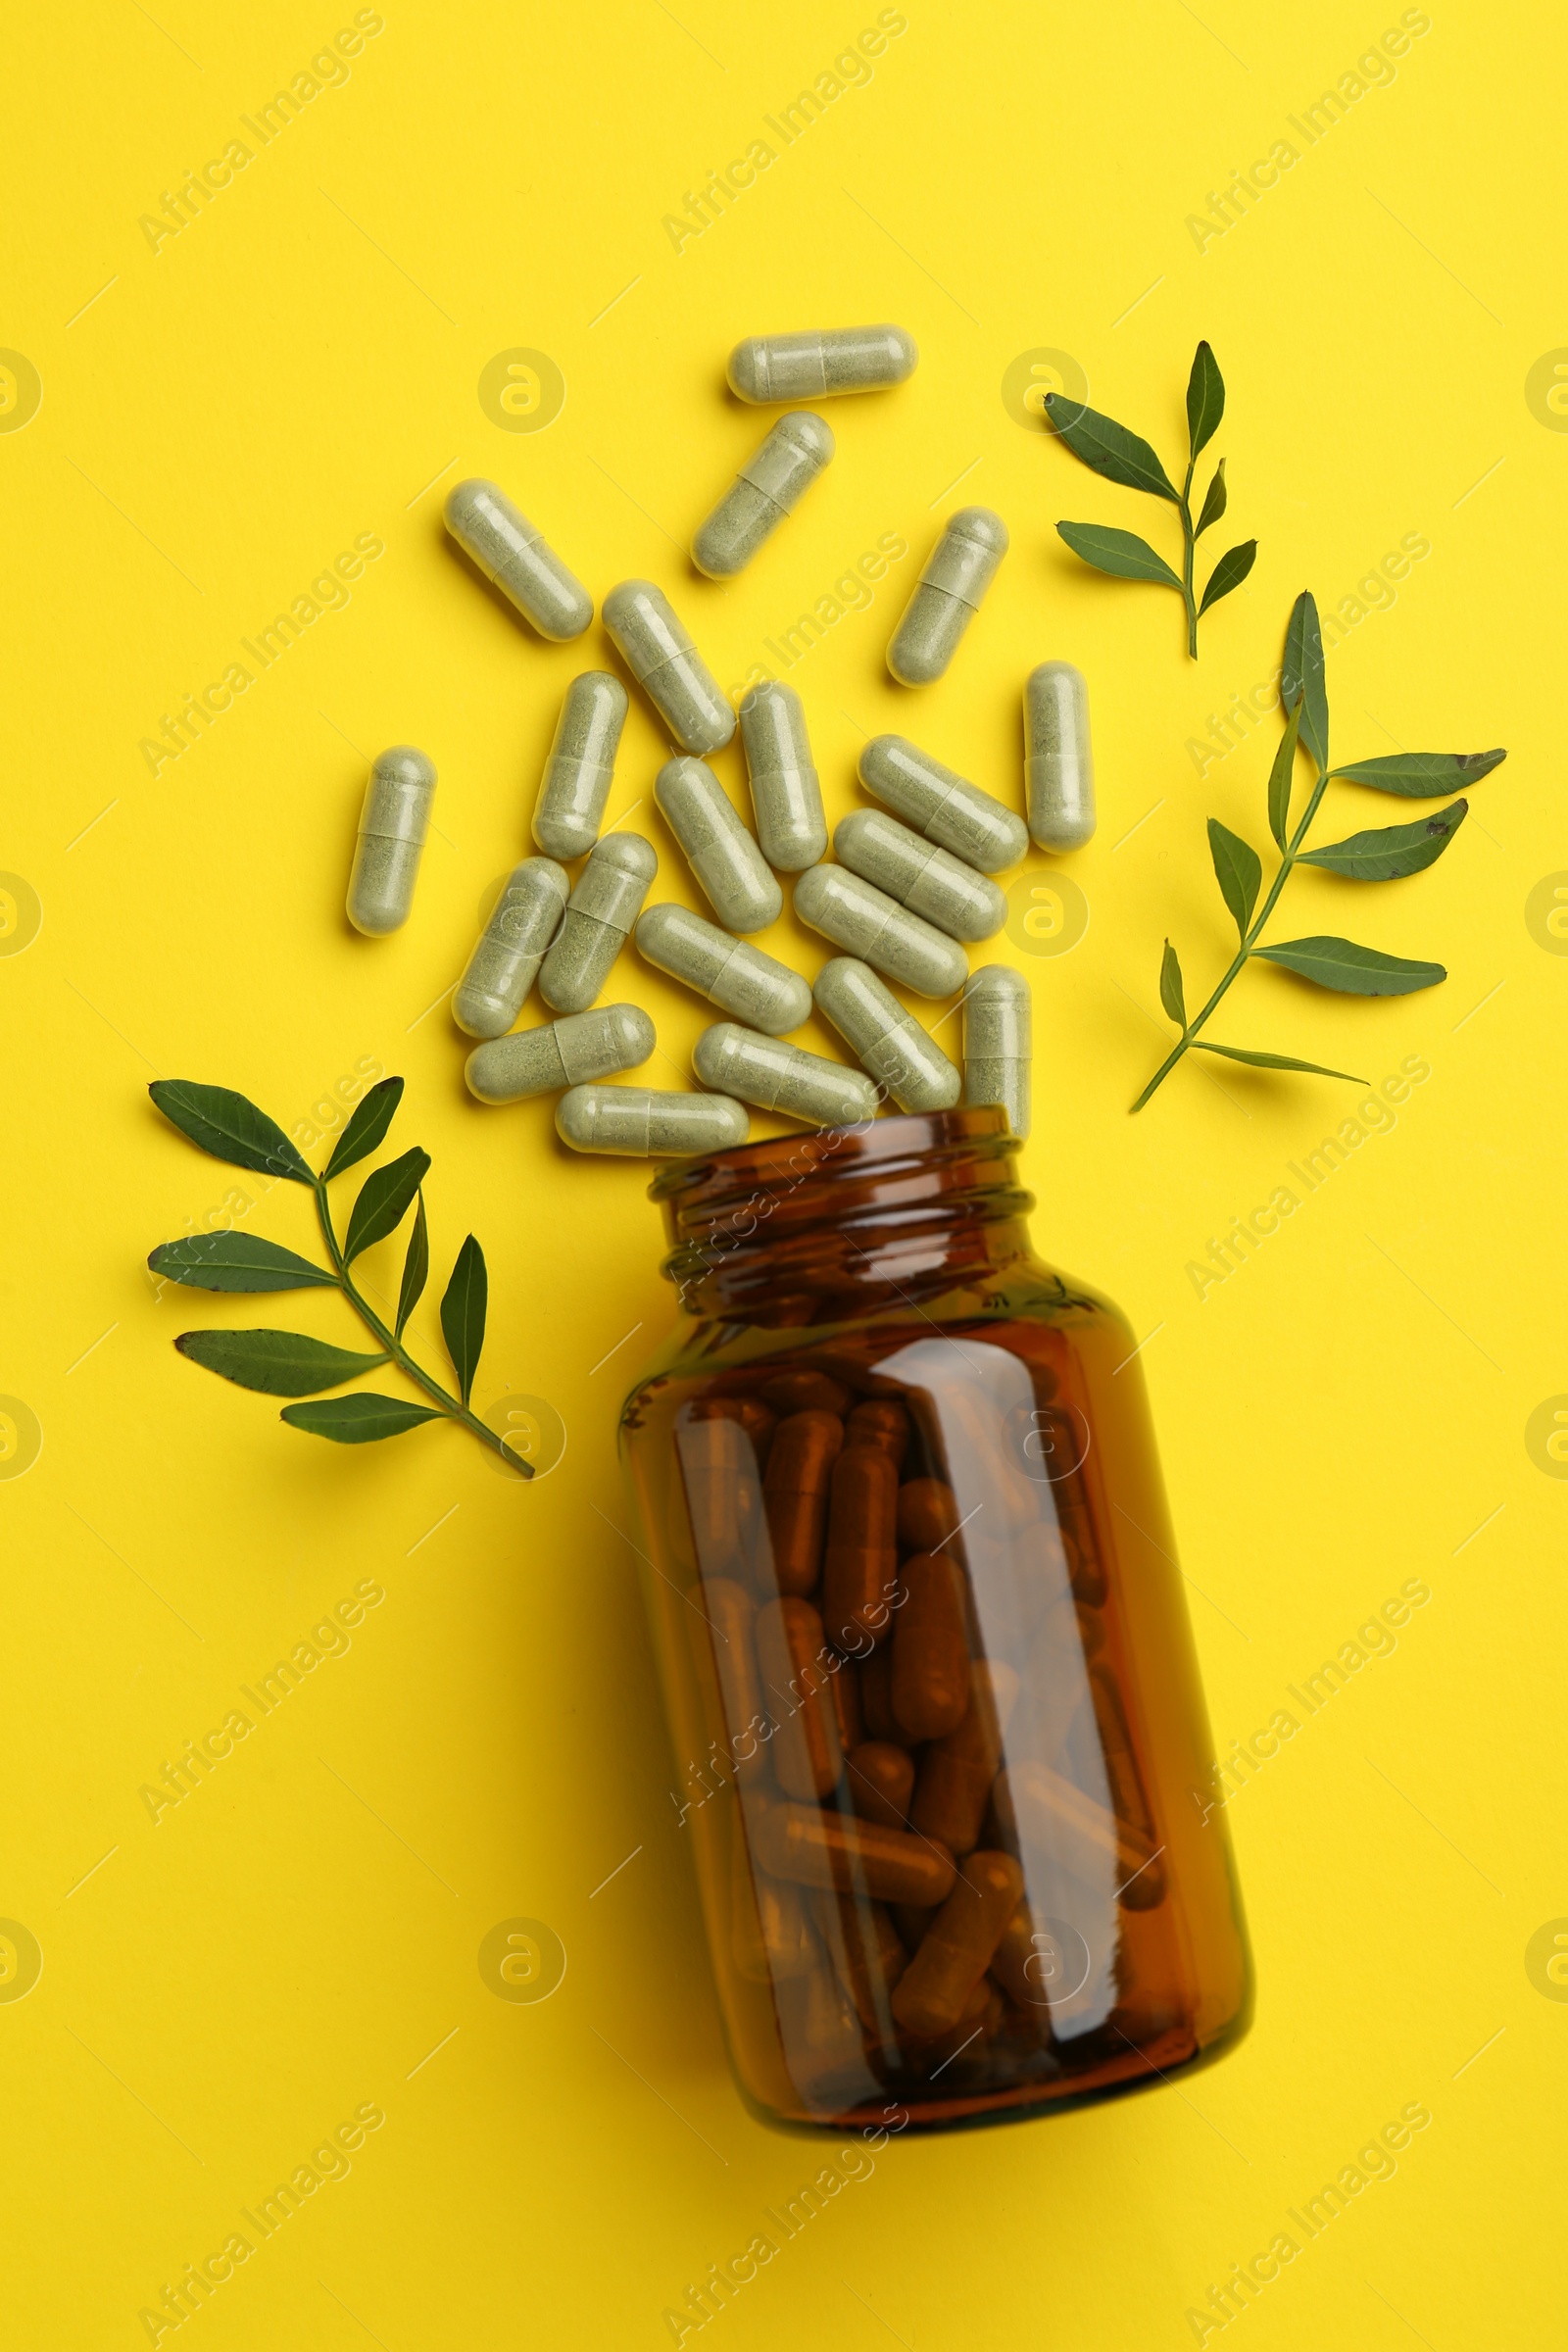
346, 746, 438, 937
694, 1022, 879, 1126
834, 809, 1005, 945
453, 857, 569, 1038
532, 672, 628, 860
727, 325, 918, 404
444, 479, 593, 642
858, 735, 1028, 873
693, 413, 834, 579
655, 757, 782, 935
603, 580, 734, 755
539, 831, 658, 1014
793, 864, 968, 1000
635, 903, 811, 1035
887, 507, 1008, 687
962, 964, 1032, 1141
1024, 660, 1096, 852
466, 1003, 655, 1103
555, 1085, 749, 1157
738, 679, 826, 871
812, 956, 961, 1113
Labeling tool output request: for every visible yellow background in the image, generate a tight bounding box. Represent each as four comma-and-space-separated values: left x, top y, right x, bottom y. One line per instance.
3, 1, 1562, 2342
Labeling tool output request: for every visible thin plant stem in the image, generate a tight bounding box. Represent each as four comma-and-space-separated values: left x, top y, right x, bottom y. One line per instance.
1180, 452, 1198, 658
1130, 750, 1331, 1113
311, 1179, 522, 1469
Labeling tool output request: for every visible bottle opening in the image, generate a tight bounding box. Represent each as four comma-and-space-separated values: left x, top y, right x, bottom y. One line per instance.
652, 1106, 1034, 1321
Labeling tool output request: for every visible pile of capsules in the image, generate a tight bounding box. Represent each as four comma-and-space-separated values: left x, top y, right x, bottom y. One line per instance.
684, 1361, 1166, 2082
343, 324, 1097, 1157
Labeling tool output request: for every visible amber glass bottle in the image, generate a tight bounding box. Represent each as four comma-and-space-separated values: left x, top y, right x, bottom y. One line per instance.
619, 1108, 1250, 2133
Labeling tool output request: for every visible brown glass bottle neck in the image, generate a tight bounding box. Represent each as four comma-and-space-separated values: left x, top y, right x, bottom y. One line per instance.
651, 1107, 1034, 1325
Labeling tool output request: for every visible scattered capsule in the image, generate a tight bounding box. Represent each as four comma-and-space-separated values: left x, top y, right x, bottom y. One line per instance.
822, 1444, 900, 1652
655, 759, 782, 935
531, 672, 628, 860
1025, 660, 1096, 852
602, 579, 734, 755
694, 1022, 879, 1127
891, 1850, 1023, 2037
755, 1595, 844, 1801
762, 1369, 853, 1415
847, 1740, 915, 1830
452, 857, 568, 1038
909, 1662, 1018, 1854
465, 1003, 654, 1103
443, 479, 592, 642
897, 1477, 960, 1553
859, 1645, 908, 1746
962, 964, 1032, 1141
811, 957, 959, 1114
692, 412, 834, 578
538, 832, 657, 1014
858, 735, 1027, 873
696, 1577, 767, 1784
752, 1799, 956, 1907
727, 324, 917, 404
345, 746, 437, 937
738, 680, 826, 871
891, 1553, 971, 1741
834, 809, 1005, 944
846, 1399, 909, 1468
636, 903, 809, 1037
554, 1084, 748, 1157
763, 1409, 845, 1595
794, 865, 967, 1000
887, 508, 1008, 687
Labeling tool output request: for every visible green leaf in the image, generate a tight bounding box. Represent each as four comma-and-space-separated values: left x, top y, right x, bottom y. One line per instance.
396, 1191, 429, 1339
1042, 393, 1180, 502
343, 1146, 431, 1263
1198, 539, 1257, 616
1254, 936, 1446, 996
1195, 457, 1227, 537
439, 1235, 487, 1407
1159, 940, 1187, 1029
1055, 520, 1182, 589
1299, 801, 1469, 881
149, 1082, 313, 1186
322, 1077, 406, 1182
280, 1394, 443, 1444
1266, 698, 1304, 851
148, 1233, 337, 1294
174, 1328, 387, 1396
1186, 341, 1225, 460
1281, 593, 1329, 773
1326, 749, 1507, 798
1207, 819, 1262, 937
1192, 1042, 1367, 1082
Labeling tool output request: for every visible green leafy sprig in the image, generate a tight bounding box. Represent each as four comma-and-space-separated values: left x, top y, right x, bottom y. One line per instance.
1133, 591, 1506, 1112
1045, 342, 1255, 657
147, 1076, 523, 1468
